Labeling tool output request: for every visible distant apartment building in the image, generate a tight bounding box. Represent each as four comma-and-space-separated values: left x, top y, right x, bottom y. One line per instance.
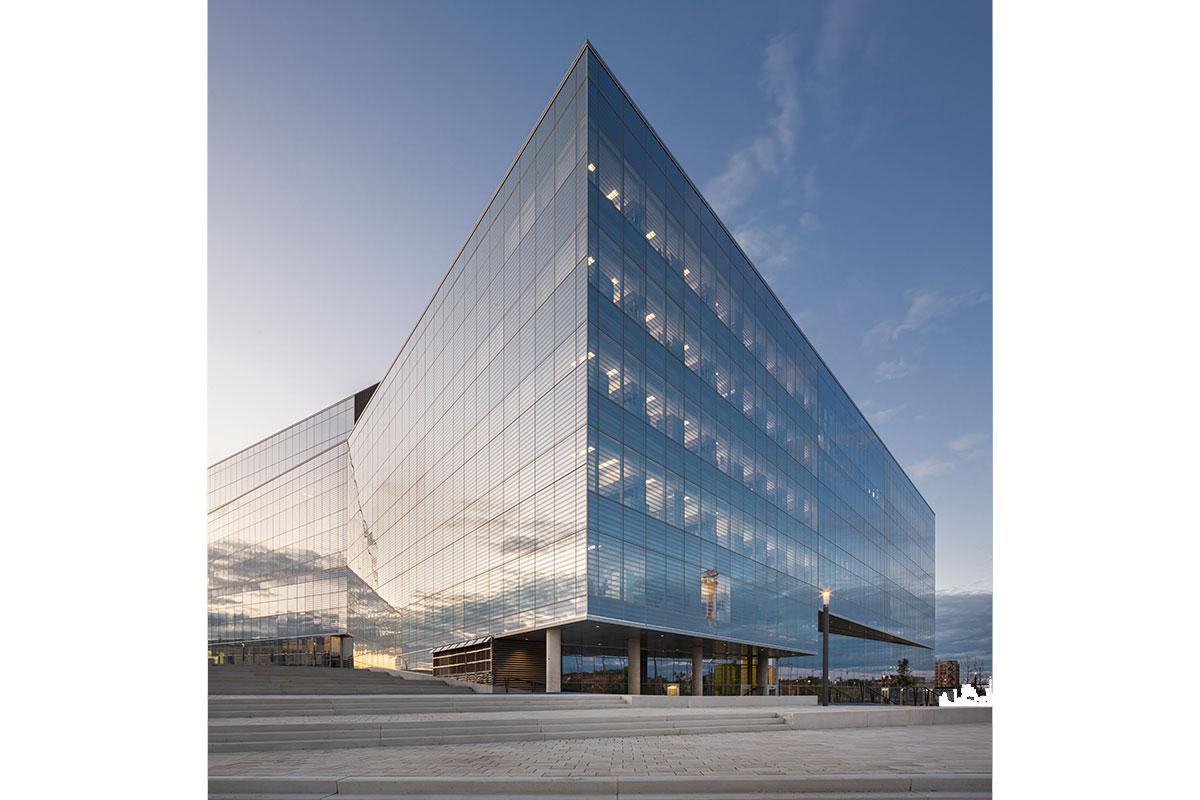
936, 659, 961, 688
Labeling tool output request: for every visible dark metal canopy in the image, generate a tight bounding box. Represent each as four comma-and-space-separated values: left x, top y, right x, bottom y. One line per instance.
819, 610, 931, 649
430, 636, 494, 655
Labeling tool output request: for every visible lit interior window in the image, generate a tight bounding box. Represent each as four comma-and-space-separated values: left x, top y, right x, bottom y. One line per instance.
587, 163, 596, 172
645, 230, 657, 240
606, 189, 620, 201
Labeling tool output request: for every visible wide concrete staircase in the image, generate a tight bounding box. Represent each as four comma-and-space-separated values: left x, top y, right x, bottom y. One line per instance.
208, 707, 788, 752
209, 691, 627, 718
208, 680, 795, 752
208, 665, 473, 696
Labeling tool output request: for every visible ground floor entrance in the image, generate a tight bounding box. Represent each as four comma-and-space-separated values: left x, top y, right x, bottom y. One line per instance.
430, 620, 807, 695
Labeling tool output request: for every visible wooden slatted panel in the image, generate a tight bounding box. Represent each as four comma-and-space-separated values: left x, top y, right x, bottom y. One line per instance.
493, 638, 546, 689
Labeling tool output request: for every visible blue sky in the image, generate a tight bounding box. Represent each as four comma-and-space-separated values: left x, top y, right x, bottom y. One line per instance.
210, 0, 992, 668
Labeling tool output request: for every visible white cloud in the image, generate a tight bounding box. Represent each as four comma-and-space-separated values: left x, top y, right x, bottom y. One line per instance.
948, 432, 990, 461
909, 432, 991, 484
809, 0, 867, 134
706, 151, 762, 219
949, 432, 988, 453
909, 458, 956, 480
873, 359, 913, 381
732, 221, 795, 271
870, 405, 904, 425
704, 34, 801, 217
762, 34, 802, 163
865, 288, 989, 347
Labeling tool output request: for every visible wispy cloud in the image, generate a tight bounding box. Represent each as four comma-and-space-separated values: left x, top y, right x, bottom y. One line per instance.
809, 0, 863, 132
865, 288, 989, 347
706, 34, 802, 217
949, 432, 989, 459
762, 33, 802, 164
870, 404, 905, 425
909, 457, 955, 479
711, 6, 878, 279
732, 220, 797, 272
908, 431, 992, 482
873, 359, 913, 381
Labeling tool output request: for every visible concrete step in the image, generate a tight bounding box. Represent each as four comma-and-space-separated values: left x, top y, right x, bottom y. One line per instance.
208, 773, 992, 797
208, 704, 625, 718
208, 697, 628, 718
209, 712, 782, 739
209, 693, 625, 701
208, 697, 625, 707
208, 667, 472, 696
208, 718, 788, 752
209, 687, 474, 695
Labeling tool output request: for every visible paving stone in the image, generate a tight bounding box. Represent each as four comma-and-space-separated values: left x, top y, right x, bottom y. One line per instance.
210, 723, 991, 778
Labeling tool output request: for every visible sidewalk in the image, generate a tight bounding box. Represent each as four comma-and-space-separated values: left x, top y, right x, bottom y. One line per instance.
210, 721, 992, 778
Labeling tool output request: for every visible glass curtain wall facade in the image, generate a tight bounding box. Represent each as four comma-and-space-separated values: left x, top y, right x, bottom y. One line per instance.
208, 389, 402, 668
346, 56, 592, 670
578, 47, 934, 681
211, 44, 934, 683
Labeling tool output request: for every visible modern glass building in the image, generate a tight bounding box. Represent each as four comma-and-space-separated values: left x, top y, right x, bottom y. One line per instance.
207, 385, 403, 669
209, 43, 934, 693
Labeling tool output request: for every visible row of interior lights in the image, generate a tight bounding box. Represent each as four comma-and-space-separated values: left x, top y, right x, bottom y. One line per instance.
590, 162, 659, 242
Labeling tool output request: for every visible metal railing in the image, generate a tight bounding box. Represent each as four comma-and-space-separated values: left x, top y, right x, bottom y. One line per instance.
497, 677, 546, 693
777, 683, 939, 705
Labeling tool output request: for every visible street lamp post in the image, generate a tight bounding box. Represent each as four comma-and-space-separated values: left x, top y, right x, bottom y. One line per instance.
821, 588, 831, 707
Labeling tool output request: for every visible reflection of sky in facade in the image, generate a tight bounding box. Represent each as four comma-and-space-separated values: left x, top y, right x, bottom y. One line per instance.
341, 47, 934, 677
207, 396, 401, 667
209, 4, 992, 622
581, 49, 933, 679
347, 56, 591, 668
208, 398, 355, 644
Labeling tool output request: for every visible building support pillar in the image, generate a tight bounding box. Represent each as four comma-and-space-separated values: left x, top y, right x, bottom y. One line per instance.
692, 640, 704, 696
544, 626, 561, 693
627, 632, 641, 695
756, 649, 769, 694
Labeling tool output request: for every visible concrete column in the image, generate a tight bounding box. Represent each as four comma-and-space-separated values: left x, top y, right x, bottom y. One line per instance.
627, 633, 641, 695
691, 641, 704, 696
756, 650, 769, 694
544, 627, 561, 693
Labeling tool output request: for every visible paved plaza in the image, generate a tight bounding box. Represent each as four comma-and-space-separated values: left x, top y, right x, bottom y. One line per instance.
210, 721, 991, 778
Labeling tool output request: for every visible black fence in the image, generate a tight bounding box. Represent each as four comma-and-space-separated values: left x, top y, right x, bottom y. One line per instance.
778, 682, 940, 705
497, 677, 546, 693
